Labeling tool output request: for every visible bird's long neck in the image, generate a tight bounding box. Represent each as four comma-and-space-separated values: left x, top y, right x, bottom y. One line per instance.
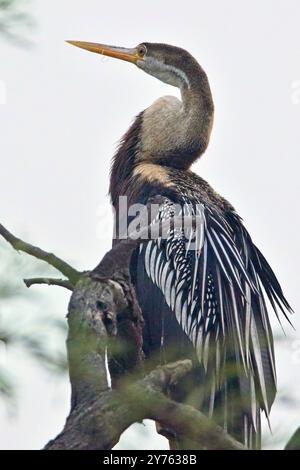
139, 65, 214, 169
110, 64, 214, 206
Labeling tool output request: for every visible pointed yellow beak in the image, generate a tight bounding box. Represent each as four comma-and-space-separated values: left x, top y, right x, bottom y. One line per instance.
66, 40, 140, 64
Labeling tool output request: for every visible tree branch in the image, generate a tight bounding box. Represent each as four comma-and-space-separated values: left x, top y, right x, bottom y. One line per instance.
23, 277, 74, 291
43, 276, 244, 451
45, 359, 245, 451
0, 223, 80, 284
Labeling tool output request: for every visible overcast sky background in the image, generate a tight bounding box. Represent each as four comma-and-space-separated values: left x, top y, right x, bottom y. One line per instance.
0, 0, 300, 449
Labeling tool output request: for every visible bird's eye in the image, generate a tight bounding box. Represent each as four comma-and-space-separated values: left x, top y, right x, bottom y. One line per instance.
137, 44, 147, 58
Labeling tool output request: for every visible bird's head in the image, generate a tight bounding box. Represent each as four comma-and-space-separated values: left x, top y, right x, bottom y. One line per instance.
66, 40, 201, 90
67, 40, 214, 175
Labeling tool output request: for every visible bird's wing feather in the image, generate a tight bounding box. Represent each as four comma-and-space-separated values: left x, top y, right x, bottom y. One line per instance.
137, 195, 292, 447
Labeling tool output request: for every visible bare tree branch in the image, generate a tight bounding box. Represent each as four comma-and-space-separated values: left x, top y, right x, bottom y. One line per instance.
0, 223, 80, 284
23, 277, 74, 291
43, 276, 245, 451
45, 358, 245, 451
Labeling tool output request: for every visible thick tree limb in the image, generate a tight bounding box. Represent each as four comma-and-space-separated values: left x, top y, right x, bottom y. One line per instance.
43, 276, 245, 451
23, 277, 74, 291
0, 223, 80, 284
45, 358, 245, 451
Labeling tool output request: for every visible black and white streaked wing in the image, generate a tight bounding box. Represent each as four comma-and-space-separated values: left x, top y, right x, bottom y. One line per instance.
138, 195, 292, 446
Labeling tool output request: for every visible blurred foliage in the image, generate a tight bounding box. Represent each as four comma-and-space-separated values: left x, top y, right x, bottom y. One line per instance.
285, 427, 300, 450
0, 240, 68, 405
0, 364, 14, 400
0, 0, 35, 44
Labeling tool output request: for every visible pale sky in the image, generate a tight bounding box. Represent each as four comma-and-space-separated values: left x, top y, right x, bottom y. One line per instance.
0, 0, 300, 449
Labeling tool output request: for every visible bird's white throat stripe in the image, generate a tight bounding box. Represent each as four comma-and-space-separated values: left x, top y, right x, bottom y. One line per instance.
164, 63, 190, 88
149, 58, 190, 88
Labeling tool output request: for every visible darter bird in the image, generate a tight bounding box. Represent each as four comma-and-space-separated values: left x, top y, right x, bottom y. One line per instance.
67, 40, 292, 449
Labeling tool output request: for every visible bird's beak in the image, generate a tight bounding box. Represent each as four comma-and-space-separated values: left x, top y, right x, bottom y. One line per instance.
66, 41, 140, 64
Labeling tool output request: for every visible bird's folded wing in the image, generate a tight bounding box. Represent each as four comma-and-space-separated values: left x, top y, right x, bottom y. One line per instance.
137, 196, 292, 425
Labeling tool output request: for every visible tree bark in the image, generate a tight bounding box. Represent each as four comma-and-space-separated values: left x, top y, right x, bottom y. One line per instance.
44, 277, 244, 450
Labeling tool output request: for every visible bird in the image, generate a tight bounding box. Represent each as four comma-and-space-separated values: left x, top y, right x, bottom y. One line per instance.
67, 40, 292, 449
